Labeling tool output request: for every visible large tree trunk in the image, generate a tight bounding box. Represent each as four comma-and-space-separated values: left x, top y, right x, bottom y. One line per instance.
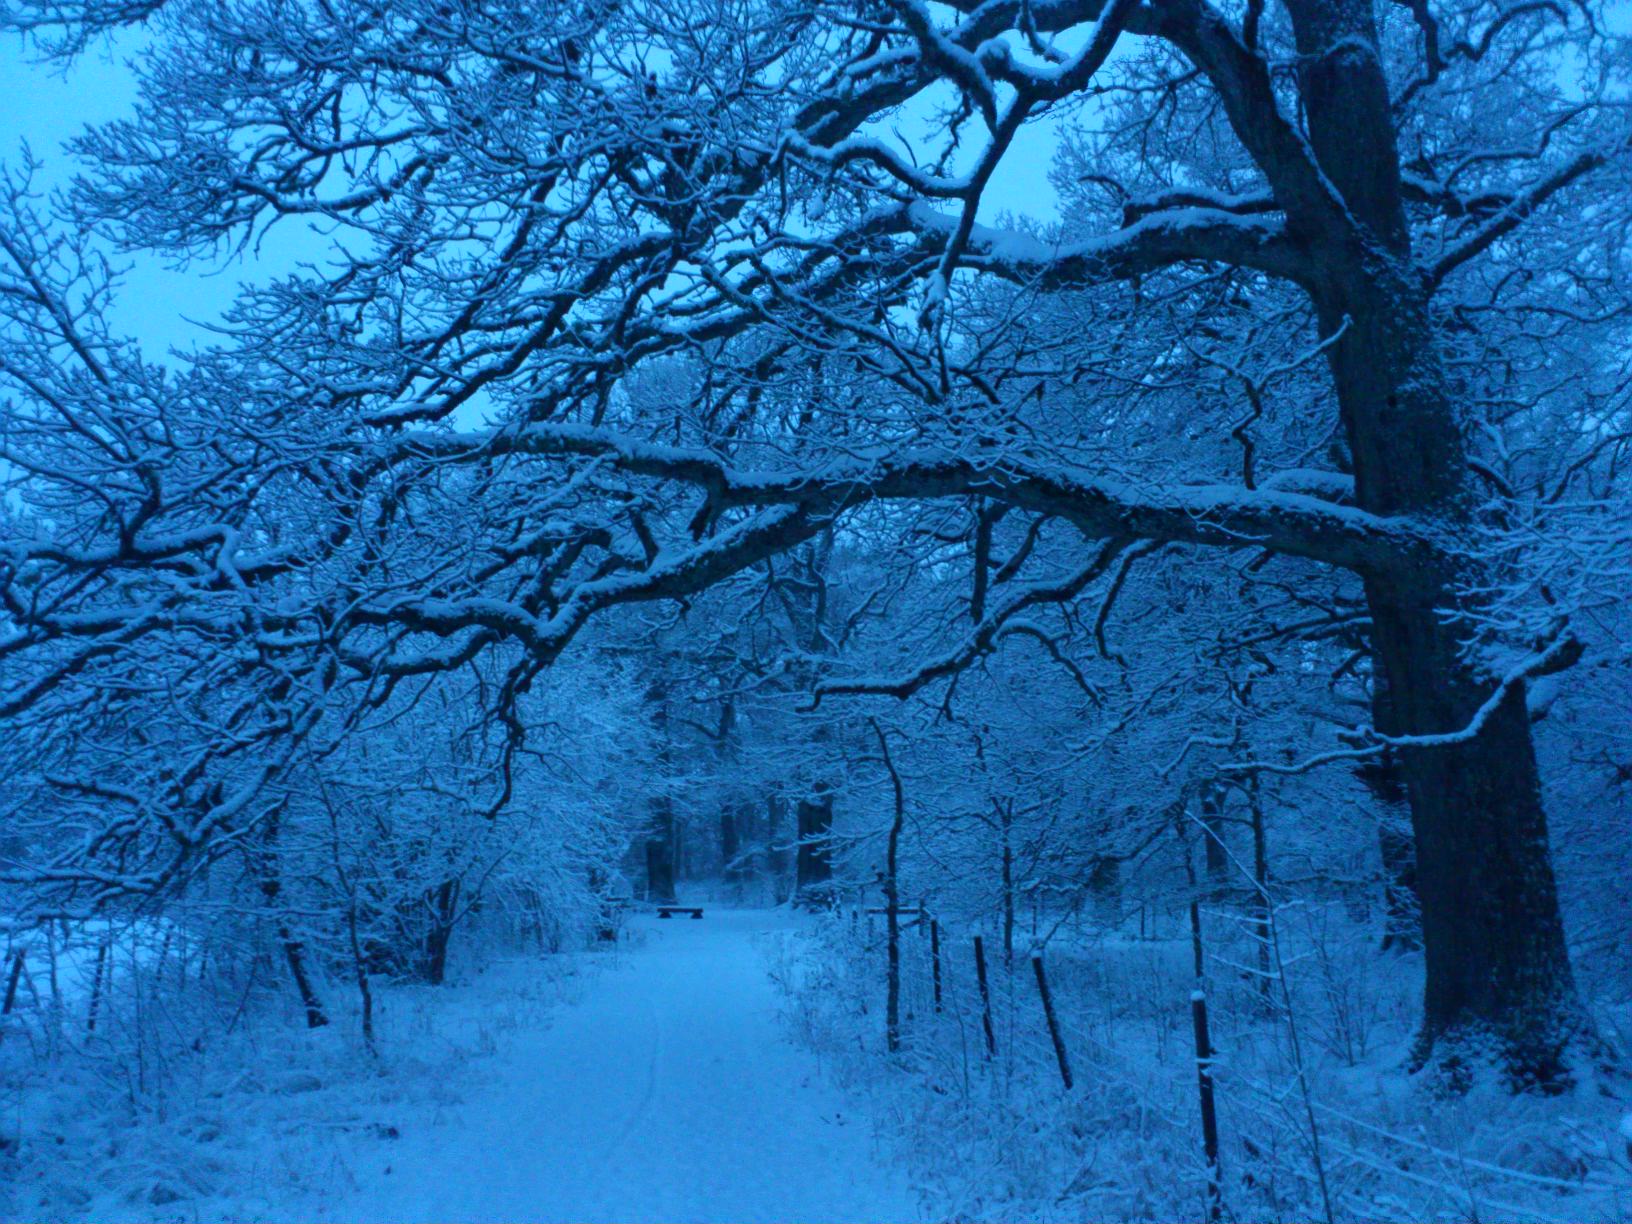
1367, 576, 1584, 1086
1284, 0, 1588, 1087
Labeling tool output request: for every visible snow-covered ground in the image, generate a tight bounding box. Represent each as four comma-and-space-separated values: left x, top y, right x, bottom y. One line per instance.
777, 908, 1632, 1223
2, 909, 922, 1224
309, 909, 921, 1224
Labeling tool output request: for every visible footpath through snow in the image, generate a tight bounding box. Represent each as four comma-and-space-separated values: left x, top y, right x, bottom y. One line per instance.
317, 908, 922, 1224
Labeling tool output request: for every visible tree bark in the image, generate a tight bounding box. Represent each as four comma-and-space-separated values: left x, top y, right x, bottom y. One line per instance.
1358, 650, 1420, 951
1282, 0, 1588, 1086
1376, 817, 1420, 955
1369, 598, 1583, 1086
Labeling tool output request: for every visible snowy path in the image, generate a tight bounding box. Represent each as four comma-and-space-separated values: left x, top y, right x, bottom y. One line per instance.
321, 909, 921, 1224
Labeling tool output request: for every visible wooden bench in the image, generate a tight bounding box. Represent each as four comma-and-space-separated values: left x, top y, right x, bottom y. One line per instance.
656, 906, 704, 919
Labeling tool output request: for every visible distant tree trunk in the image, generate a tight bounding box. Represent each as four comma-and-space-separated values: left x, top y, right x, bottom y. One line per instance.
281, 934, 328, 1029
421, 878, 461, 985
1248, 781, 1272, 1003
795, 783, 834, 893
249, 799, 327, 1027
645, 677, 680, 905
1199, 782, 1229, 885
343, 894, 374, 1049
720, 802, 745, 884
715, 700, 748, 888
2, 949, 23, 1018
646, 797, 678, 905
795, 699, 837, 898
720, 807, 739, 879
766, 794, 792, 902
1088, 856, 1121, 927
85, 939, 109, 1033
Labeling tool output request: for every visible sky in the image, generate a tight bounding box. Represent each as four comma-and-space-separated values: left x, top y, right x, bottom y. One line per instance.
0, 32, 255, 357
0, 25, 1070, 366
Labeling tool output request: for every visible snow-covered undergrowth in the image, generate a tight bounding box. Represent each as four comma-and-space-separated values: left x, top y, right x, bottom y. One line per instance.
772, 906, 1632, 1223
0, 923, 603, 1223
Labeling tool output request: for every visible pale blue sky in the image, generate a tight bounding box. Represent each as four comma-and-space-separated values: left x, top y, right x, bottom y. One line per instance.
0, 33, 252, 357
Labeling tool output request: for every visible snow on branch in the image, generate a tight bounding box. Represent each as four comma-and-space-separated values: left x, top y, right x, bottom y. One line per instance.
1430, 138, 1631, 283
906, 201, 1315, 288
1214, 629, 1586, 778
401, 423, 1440, 576
805, 538, 1127, 708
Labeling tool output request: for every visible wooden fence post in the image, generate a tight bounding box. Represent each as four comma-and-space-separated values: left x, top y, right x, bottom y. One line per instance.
1032, 952, 1073, 1090
1191, 989, 1223, 1222
86, 940, 109, 1034
930, 919, 943, 1013
973, 935, 995, 1058
1189, 895, 1205, 981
